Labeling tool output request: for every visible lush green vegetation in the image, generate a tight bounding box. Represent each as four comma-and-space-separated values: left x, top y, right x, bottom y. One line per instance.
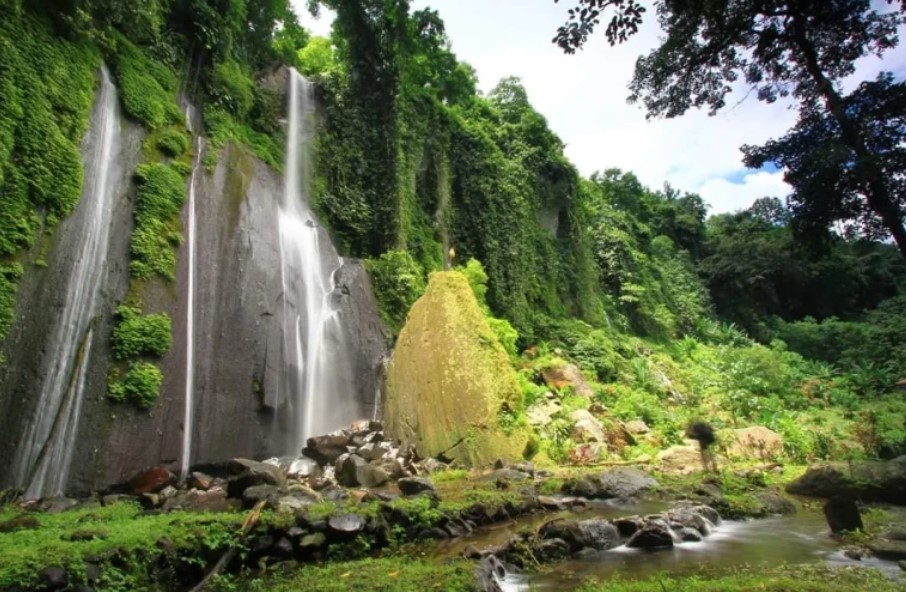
110, 305, 171, 359
242, 558, 478, 592
0, 501, 239, 591
576, 565, 904, 592
0, 7, 99, 349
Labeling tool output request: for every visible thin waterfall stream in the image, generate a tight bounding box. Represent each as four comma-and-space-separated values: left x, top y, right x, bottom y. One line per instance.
180, 106, 204, 482
11, 66, 121, 498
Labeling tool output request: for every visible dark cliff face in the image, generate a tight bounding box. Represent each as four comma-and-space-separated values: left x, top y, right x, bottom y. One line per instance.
2, 83, 389, 494
82, 142, 389, 490
0, 88, 143, 492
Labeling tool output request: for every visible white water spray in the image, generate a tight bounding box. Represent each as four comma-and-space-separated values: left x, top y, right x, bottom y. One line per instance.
180, 107, 204, 482
12, 67, 121, 498
278, 69, 354, 452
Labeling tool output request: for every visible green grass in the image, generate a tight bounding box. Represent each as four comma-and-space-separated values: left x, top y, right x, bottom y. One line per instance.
576, 565, 906, 592
0, 501, 240, 590
250, 557, 478, 592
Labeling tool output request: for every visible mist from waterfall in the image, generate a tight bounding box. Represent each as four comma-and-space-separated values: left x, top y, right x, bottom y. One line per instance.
12, 66, 121, 498
278, 68, 357, 453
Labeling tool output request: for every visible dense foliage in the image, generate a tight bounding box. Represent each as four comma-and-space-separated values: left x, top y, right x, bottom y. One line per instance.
554, 0, 906, 259
0, 6, 98, 345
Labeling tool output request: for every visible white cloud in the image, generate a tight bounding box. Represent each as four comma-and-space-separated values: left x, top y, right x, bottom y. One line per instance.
696, 171, 790, 215
290, 0, 906, 214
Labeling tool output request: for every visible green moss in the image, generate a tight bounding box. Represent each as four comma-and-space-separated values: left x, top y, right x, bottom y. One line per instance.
204, 106, 282, 171
0, 11, 98, 349
576, 565, 902, 592
365, 249, 426, 333
258, 557, 477, 592
106, 33, 181, 129
133, 163, 185, 226
0, 501, 240, 589
385, 271, 530, 466
156, 128, 189, 157
128, 162, 186, 282
107, 361, 163, 407
110, 305, 171, 360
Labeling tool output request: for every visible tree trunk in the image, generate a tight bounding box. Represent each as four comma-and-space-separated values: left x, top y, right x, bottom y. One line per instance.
790, 12, 906, 261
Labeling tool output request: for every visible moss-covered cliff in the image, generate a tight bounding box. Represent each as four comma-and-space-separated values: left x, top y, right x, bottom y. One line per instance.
384, 271, 529, 466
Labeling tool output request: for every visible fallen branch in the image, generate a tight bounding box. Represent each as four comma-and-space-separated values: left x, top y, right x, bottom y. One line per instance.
188, 500, 266, 592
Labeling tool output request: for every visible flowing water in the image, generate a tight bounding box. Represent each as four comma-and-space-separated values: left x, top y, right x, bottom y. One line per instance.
433, 500, 905, 591
278, 68, 356, 452
180, 105, 204, 482
11, 67, 121, 498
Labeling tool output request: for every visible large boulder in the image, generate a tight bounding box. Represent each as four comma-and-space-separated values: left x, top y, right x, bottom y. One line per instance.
564, 468, 655, 499
823, 496, 863, 534
726, 426, 783, 461
123, 466, 173, 496
786, 457, 906, 504
384, 272, 529, 466
541, 363, 594, 398
569, 410, 606, 443
656, 444, 705, 474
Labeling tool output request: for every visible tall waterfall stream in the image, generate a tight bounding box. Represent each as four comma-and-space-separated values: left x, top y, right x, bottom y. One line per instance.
12, 67, 121, 498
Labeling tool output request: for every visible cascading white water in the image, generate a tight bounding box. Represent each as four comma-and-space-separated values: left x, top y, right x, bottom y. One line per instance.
278, 69, 352, 452
12, 67, 121, 498
180, 107, 204, 482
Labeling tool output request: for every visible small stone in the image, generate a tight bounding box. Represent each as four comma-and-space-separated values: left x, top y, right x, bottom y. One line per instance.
626, 522, 675, 549
327, 513, 365, 538
242, 485, 282, 509
273, 537, 294, 559
123, 466, 173, 496
303, 432, 351, 465
0, 514, 40, 532
286, 457, 323, 479
398, 477, 436, 496
39, 497, 80, 514
39, 566, 68, 591
299, 532, 326, 550
189, 472, 213, 490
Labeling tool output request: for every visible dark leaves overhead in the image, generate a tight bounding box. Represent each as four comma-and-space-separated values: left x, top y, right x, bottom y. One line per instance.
552, 0, 646, 52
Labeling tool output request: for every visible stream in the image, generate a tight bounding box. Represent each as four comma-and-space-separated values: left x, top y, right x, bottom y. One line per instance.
432, 499, 905, 590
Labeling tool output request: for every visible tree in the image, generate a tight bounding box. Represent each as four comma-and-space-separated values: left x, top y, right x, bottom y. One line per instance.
553, 1, 906, 260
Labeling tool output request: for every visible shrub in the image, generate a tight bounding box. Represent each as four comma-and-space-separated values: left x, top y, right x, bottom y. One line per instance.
209, 60, 255, 119
130, 219, 180, 280
156, 128, 189, 157
133, 163, 185, 226
111, 305, 172, 360
107, 34, 181, 128
365, 250, 426, 332
109, 362, 163, 408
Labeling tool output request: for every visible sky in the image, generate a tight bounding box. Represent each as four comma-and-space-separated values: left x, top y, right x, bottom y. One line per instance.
293, 1, 906, 215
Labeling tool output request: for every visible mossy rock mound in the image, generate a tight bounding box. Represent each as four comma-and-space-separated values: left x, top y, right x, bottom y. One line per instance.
384, 271, 529, 466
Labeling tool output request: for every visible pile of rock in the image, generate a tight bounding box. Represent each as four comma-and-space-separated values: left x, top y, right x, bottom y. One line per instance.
102, 420, 466, 513
470, 503, 721, 569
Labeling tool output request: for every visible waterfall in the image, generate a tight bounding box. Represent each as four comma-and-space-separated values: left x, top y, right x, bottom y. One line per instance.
12, 66, 121, 498
278, 69, 355, 452
180, 106, 204, 482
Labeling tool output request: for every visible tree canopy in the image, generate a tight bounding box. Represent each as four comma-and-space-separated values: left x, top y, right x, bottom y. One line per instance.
554, 0, 906, 260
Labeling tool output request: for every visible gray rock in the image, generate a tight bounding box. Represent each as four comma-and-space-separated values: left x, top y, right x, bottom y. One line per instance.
482, 469, 532, 483
868, 539, 906, 561
676, 527, 703, 542
823, 496, 863, 534
786, 458, 906, 504
626, 522, 675, 549
564, 468, 658, 499
357, 443, 386, 462
304, 432, 351, 465
398, 477, 436, 496
328, 513, 366, 538
39, 566, 68, 591
286, 457, 322, 479
357, 465, 390, 489
336, 454, 368, 487
39, 497, 80, 514
539, 518, 620, 552
227, 459, 286, 498
243, 485, 282, 508
299, 532, 326, 551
